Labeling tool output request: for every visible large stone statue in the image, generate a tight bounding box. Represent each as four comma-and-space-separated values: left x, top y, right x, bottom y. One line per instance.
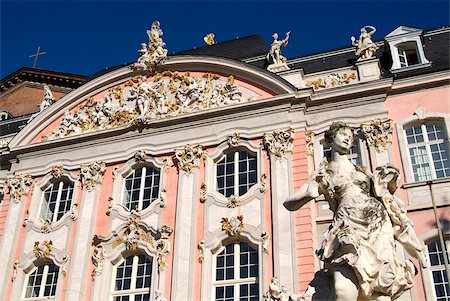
284, 122, 427, 301
351, 25, 379, 61
267, 31, 291, 65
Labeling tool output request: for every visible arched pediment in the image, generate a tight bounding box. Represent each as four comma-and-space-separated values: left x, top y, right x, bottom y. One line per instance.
9, 56, 296, 149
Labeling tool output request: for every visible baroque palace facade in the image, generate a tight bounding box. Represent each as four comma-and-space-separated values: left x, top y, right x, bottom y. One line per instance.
0, 22, 449, 301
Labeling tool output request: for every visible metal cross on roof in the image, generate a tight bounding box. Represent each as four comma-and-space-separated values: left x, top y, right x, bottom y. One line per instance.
29, 46, 47, 68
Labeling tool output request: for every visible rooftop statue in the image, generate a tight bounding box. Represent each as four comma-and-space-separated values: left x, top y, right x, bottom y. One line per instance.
351, 25, 379, 61
133, 21, 168, 71
285, 122, 427, 301
267, 31, 291, 66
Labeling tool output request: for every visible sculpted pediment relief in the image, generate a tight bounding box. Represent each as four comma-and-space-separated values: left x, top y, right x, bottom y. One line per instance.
35, 71, 266, 143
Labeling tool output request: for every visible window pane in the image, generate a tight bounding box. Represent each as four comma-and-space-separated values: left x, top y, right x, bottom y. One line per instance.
428, 239, 450, 301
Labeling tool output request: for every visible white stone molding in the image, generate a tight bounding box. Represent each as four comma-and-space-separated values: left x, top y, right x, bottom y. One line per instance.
267, 146, 297, 292
355, 58, 382, 83
78, 161, 106, 192
360, 118, 393, 152
171, 145, 201, 300
395, 111, 450, 183
204, 139, 265, 208
109, 154, 166, 220
23, 170, 79, 234
3, 174, 33, 204
9, 244, 69, 301
200, 225, 267, 300
263, 128, 294, 159
90, 218, 168, 301
174, 144, 203, 174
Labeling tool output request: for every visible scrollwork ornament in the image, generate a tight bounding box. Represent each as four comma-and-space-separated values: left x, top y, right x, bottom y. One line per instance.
305, 132, 315, 156
4, 174, 33, 203
50, 165, 65, 179
159, 189, 167, 208
360, 119, 393, 152
34, 240, 53, 258
79, 161, 106, 192
92, 245, 105, 279
174, 144, 203, 174
261, 231, 271, 254
263, 128, 294, 158
227, 133, 241, 147
41, 220, 52, 234
156, 225, 173, 271
200, 183, 207, 203
198, 239, 206, 263
221, 215, 244, 236
260, 174, 268, 193
62, 255, 70, 277
227, 195, 240, 208
70, 203, 79, 220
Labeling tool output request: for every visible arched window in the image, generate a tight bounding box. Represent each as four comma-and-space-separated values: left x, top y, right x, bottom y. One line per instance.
427, 238, 450, 301
39, 179, 74, 222
23, 263, 60, 299
123, 165, 161, 211
111, 254, 153, 301
213, 242, 259, 301
216, 150, 257, 197
405, 121, 449, 181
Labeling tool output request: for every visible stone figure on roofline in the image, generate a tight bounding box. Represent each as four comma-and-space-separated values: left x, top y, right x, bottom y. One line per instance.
266, 31, 291, 73
351, 25, 379, 61
133, 20, 168, 71
284, 121, 427, 301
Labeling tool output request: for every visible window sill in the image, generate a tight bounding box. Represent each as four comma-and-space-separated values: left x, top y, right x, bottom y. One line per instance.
402, 176, 450, 189
390, 62, 432, 74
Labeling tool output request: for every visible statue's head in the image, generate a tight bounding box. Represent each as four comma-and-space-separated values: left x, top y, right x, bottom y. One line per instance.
324, 121, 355, 149
272, 33, 278, 39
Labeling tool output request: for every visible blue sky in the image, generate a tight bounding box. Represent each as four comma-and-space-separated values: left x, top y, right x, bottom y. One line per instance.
1, 1, 449, 78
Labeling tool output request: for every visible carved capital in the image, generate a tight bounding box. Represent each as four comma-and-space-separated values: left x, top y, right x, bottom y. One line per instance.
79, 161, 106, 191
4, 174, 33, 203
221, 215, 244, 236
360, 119, 392, 152
264, 128, 294, 158
174, 144, 203, 174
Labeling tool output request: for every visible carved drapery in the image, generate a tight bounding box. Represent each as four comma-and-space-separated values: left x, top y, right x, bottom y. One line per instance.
42, 72, 254, 142
263, 128, 294, 158
79, 161, 106, 191
174, 144, 203, 174
3, 174, 33, 203
360, 119, 393, 152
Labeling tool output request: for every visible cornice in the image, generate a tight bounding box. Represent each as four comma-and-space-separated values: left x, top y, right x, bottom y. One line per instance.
389, 70, 450, 93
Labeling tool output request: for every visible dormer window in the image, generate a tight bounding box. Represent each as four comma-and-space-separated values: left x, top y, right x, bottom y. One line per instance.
385, 26, 431, 72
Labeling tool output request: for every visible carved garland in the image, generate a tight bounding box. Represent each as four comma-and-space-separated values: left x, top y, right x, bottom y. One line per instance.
306, 72, 356, 90
221, 215, 244, 236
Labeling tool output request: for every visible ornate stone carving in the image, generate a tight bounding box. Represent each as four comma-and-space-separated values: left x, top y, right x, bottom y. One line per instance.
154, 289, 167, 301
28, 85, 56, 122
106, 197, 114, 216
267, 31, 291, 72
34, 240, 53, 258
200, 183, 207, 203
285, 121, 427, 301
351, 25, 379, 61
159, 189, 167, 208
91, 245, 105, 279
360, 118, 393, 152
50, 165, 65, 179
305, 132, 315, 156
221, 215, 244, 236
306, 72, 356, 90
134, 150, 148, 163
62, 254, 70, 276
260, 174, 268, 193
198, 239, 206, 263
12, 260, 19, 282
261, 231, 271, 254
175, 144, 203, 174
3, 174, 33, 203
264, 277, 292, 301
42, 72, 253, 141
156, 225, 173, 271
204, 33, 215, 45
227, 195, 240, 208
41, 220, 52, 234
264, 128, 294, 158
79, 161, 106, 191
163, 156, 174, 172
133, 21, 168, 71
227, 133, 241, 147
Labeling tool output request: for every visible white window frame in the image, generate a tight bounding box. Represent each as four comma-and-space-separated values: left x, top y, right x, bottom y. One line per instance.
212, 242, 260, 301
110, 254, 154, 301
38, 179, 75, 223
21, 263, 60, 300
426, 238, 450, 301
215, 150, 258, 198
402, 120, 450, 182
122, 165, 161, 211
